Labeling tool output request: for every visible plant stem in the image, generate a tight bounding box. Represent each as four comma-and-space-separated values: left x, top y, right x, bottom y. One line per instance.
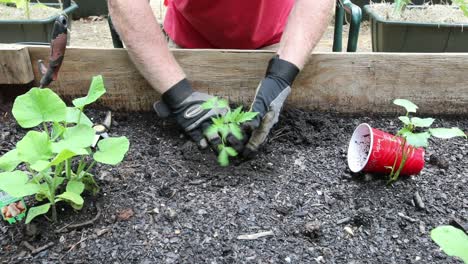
388, 138, 408, 184
76, 157, 86, 177
84, 161, 96, 174
26, 0, 30, 20
65, 159, 72, 179
77, 107, 83, 124
43, 122, 49, 138
51, 203, 57, 222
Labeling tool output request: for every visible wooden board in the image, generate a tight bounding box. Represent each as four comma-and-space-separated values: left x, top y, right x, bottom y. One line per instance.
0, 45, 33, 85
24, 46, 468, 114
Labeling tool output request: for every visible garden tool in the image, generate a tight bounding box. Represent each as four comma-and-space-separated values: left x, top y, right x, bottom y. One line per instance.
38, 14, 68, 88
92, 111, 112, 148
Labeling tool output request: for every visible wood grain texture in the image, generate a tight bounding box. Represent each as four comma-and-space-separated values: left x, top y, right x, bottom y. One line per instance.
25, 46, 468, 114
0, 45, 33, 85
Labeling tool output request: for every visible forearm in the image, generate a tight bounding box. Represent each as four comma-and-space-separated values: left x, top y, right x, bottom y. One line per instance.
277, 0, 334, 69
108, 0, 185, 93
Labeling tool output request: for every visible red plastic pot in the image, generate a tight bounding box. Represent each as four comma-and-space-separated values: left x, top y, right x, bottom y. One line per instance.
347, 123, 425, 176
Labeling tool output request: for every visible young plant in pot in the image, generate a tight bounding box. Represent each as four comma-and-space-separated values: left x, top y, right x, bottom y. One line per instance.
347, 99, 466, 184
364, 0, 468, 52
0, 75, 130, 224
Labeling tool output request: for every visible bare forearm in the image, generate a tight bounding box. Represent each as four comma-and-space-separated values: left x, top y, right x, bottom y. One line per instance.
278, 0, 334, 69
108, 0, 184, 93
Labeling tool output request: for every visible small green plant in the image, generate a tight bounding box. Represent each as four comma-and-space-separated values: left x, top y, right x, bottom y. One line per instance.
0, 75, 130, 224
393, 0, 468, 17
431, 225, 468, 263
201, 97, 258, 166
387, 99, 466, 183
0, 0, 51, 20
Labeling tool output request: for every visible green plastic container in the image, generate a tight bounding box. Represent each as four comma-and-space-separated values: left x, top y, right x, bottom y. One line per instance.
0, 2, 78, 44
365, 5, 468, 52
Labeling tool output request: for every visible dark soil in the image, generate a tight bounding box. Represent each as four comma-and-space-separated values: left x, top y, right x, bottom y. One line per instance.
0, 106, 467, 264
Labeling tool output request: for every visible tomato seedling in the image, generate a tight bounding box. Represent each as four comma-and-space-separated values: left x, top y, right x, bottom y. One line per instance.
201, 97, 258, 166
0, 75, 130, 224
387, 99, 466, 184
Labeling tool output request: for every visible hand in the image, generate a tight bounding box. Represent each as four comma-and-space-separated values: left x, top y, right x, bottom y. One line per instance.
153, 79, 229, 149
242, 55, 300, 157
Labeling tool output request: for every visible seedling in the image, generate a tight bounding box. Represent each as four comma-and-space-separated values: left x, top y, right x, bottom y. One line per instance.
0, 75, 130, 224
0, 0, 50, 20
201, 97, 258, 166
431, 225, 468, 263
387, 99, 466, 184
393, 0, 468, 17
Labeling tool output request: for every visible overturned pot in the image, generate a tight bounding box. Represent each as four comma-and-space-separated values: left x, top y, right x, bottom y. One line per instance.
347, 123, 425, 176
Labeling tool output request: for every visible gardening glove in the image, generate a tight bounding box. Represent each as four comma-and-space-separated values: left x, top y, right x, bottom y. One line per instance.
153, 78, 229, 149
242, 55, 300, 158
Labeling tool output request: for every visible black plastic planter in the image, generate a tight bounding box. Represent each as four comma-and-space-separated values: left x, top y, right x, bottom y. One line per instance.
0, 2, 78, 44
365, 5, 468, 52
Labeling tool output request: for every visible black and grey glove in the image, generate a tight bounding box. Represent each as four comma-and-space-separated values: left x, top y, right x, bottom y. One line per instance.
242, 55, 300, 157
153, 79, 228, 149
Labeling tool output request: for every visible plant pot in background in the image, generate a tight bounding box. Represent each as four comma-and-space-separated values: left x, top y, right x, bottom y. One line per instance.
347, 123, 425, 176
364, 5, 468, 52
0, 1, 78, 44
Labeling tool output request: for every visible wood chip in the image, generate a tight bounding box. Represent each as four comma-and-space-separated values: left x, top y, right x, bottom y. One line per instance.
344, 226, 354, 236
398, 212, 417, 223
237, 231, 274, 240
117, 208, 135, 221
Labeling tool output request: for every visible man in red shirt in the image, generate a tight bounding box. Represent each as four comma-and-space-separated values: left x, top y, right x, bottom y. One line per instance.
108, 0, 334, 157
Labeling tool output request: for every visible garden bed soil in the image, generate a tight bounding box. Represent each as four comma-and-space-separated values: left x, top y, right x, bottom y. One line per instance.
0, 106, 467, 263
0, 4, 60, 20
369, 3, 468, 24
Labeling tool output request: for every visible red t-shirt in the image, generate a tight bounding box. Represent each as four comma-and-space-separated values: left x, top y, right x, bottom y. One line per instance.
163, 0, 294, 49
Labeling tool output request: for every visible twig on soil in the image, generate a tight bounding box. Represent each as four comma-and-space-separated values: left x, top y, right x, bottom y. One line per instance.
56, 202, 102, 233
413, 191, 425, 210
237, 231, 274, 240
398, 212, 418, 223
337, 217, 352, 225
22, 241, 55, 255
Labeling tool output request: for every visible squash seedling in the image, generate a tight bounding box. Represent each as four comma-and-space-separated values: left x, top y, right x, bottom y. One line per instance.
201, 97, 258, 166
0, 75, 130, 224
0, 0, 50, 20
387, 99, 466, 184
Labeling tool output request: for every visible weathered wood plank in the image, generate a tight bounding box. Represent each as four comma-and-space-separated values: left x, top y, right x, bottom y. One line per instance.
0, 45, 34, 85
25, 46, 468, 114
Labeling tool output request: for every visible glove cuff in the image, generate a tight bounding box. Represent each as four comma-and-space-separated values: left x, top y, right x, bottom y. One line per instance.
162, 78, 194, 109
265, 55, 300, 86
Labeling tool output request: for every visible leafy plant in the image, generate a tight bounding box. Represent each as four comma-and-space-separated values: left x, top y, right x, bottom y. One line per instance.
431, 225, 468, 263
201, 97, 258, 166
387, 99, 466, 183
393, 0, 468, 17
0, 75, 130, 224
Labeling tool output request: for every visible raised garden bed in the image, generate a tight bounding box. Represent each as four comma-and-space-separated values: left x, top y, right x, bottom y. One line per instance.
0, 1, 78, 44
365, 4, 468, 52
0, 105, 467, 262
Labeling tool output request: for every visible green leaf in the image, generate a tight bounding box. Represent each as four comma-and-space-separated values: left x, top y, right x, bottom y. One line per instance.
53, 177, 65, 191
82, 173, 99, 195
235, 111, 258, 123
397, 127, 412, 137
204, 125, 218, 137
52, 124, 95, 153
51, 122, 66, 140
431, 225, 468, 263
66, 180, 85, 195
0, 149, 21, 172
0, 171, 39, 198
93, 137, 130, 165
429, 128, 467, 139
211, 116, 224, 127
393, 99, 418, 113
398, 116, 411, 125
72, 75, 106, 108
201, 97, 217, 109
31, 149, 78, 172
217, 148, 229, 166
66, 107, 93, 126
16, 131, 52, 165
231, 107, 243, 120
405, 132, 431, 148
12, 88, 67, 128
215, 99, 228, 108
229, 123, 243, 140
30, 160, 51, 172
218, 124, 230, 140
56, 191, 84, 206
25, 203, 51, 224
411, 117, 435, 128
35, 183, 50, 202
224, 146, 238, 157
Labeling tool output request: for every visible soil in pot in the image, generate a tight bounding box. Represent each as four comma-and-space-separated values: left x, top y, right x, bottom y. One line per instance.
0, 106, 467, 263
369, 3, 468, 23
0, 3, 61, 20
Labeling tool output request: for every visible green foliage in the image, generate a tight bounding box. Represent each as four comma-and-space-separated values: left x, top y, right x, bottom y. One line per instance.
453, 0, 468, 17
431, 225, 468, 263
201, 98, 258, 166
393, 0, 411, 15
388, 99, 466, 183
0, 75, 130, 224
